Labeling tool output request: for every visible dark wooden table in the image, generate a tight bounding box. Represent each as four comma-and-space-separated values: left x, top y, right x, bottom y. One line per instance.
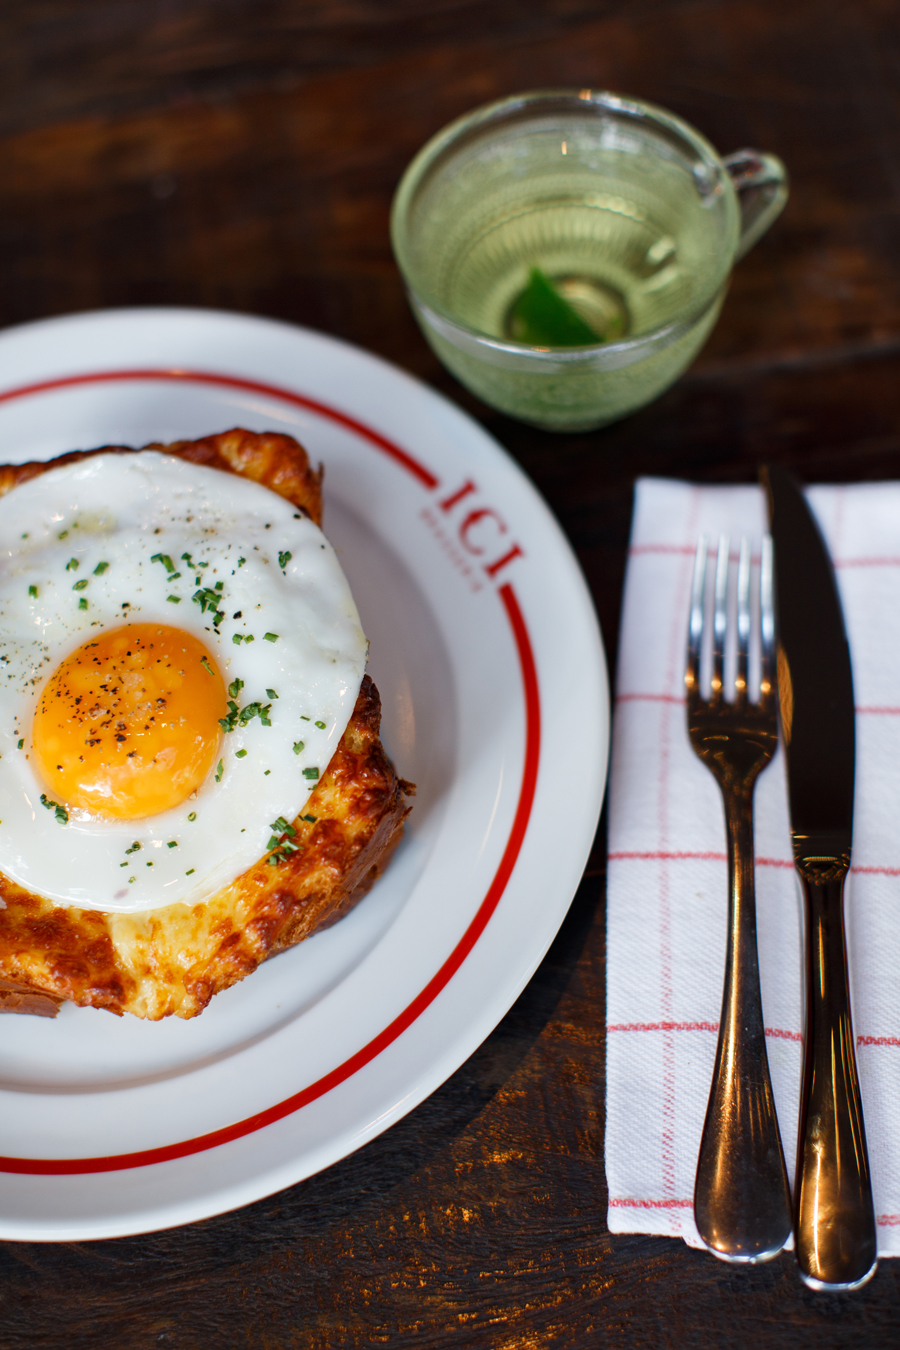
3, 2, 900, 1344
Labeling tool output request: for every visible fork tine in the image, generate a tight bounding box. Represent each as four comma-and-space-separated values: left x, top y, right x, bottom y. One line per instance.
712, 535, 729, 700
759, 534, 775, 706
735, 538, 751, 704
686, 536, 708, 697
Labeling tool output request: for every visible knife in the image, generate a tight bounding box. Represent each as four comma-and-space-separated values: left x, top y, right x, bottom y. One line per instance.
762, 464, 877, 1291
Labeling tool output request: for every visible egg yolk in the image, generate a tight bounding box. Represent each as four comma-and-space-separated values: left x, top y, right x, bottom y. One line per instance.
32, 624, 228, 820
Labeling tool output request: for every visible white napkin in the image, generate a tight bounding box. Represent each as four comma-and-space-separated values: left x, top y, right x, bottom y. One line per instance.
605, 477, 900, 1255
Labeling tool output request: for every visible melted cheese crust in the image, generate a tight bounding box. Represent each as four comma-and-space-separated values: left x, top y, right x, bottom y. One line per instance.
0, 430, 412, 1019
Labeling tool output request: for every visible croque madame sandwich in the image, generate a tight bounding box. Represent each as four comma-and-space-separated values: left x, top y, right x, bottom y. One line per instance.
0, 429, 412, 1020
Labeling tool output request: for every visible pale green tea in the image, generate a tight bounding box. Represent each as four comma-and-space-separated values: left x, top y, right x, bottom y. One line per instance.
407, 114, 727, 344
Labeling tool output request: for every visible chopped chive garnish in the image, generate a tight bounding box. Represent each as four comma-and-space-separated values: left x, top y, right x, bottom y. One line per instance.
181, 552, 193, 566
151, 552, 176, 573
219, 697, 272, 734
93, 561, 109, 575
58, 530, 68, 539
186, 868, 195, 876
65, 557, 78, 571
125, 841, 141, 854
293, 740, 304, 755
28, 585, 37, 598
128, 877, 135, 884
266, 688, 278, 700
72, 579, 88, 590
188, 811, 197, 821
266, 817, 300, 864
215, 760, 224, 782
228, 678, 244, 699
232, 634, 242, 644
16, 739, 23, 749
300, 715, 310, 722
235, 748, 247, 758
278, 550, 292, 569
238, 557, 246, 567
200, 657, 214, 675
263, 632, 278, 643
193, 586, 225, 628
167, 595, 181, 603
315, 720, 326, 729
40, 794, 68, 824
78, 598, 88, 610
303, 767, 319, 780
301, 814, 317, 824
167, 840, 177, 848
219, 702, 239, 732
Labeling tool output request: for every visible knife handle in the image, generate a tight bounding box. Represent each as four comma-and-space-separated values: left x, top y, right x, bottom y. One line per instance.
795, 868, 877, 1290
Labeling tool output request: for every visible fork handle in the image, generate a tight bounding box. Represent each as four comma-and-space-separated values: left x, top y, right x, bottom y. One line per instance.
694, 784, 792, 1261
794, 868, 877, 1290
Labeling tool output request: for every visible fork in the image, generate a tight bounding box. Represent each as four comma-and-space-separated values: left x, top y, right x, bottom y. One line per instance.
686, 534, 792, 1263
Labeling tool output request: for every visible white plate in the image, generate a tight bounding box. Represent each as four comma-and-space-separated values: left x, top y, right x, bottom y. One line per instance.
0, 308, 608, 1239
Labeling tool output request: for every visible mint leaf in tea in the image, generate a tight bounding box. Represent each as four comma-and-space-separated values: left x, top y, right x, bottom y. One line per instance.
508, 267, 601, 347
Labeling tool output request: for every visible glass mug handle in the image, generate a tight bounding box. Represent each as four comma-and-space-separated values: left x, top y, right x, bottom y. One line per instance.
723, 149, 789, 260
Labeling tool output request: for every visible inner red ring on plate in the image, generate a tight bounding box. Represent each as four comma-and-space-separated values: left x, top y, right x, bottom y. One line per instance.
0, 368, 541, 1176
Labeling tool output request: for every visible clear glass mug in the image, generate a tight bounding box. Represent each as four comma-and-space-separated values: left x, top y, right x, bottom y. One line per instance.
391, 91, 788, 432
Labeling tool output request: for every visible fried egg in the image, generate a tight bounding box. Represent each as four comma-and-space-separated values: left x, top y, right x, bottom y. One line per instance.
0, 451, 367, 913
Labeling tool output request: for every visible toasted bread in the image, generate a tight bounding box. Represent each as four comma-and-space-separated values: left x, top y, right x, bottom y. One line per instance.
0, 430, 412, 1020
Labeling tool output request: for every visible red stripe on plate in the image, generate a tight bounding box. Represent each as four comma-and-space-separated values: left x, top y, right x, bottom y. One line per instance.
0, 368, 441, 490
0, 372, 541, 1175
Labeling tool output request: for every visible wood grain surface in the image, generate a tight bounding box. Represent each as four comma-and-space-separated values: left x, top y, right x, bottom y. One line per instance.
3, 1, 900, 1345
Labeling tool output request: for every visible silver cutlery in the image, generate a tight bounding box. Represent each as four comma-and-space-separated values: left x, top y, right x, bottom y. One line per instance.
687, 534, 792, 1262
764, 464, 877, 1290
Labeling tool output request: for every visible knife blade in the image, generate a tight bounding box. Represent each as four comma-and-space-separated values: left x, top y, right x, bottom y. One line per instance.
762, 463, 877, 1291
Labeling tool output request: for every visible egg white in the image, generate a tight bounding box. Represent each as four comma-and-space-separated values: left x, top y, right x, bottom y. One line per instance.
0, 450, 367, 913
